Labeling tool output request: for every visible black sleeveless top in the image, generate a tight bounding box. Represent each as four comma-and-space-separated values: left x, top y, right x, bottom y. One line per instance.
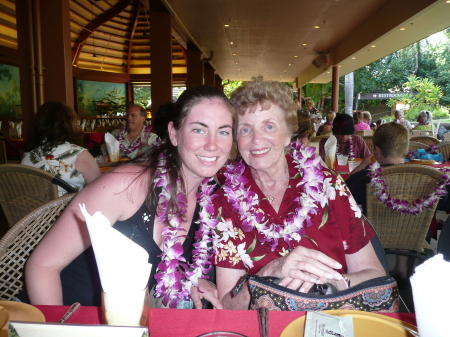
58, 187, 199, 306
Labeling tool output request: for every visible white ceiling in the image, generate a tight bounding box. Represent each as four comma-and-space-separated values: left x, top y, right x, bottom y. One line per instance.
163, 0, 450, 86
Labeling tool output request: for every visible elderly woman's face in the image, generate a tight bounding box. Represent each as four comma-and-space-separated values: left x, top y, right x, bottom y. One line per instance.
417, 115, 424, 123
395, 111, 403, 120
236, 103, 290, 173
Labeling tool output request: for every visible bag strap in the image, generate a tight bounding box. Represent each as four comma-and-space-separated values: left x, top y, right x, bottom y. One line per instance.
364, 216, 390, 276
232, 274, 252, 297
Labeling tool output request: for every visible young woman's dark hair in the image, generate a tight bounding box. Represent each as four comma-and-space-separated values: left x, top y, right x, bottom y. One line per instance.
153, 102, 174, 140
24, 101, 83, 152
133, 85, 235, 223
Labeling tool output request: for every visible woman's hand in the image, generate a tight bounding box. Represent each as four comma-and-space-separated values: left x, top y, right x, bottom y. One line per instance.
257, 246, 343, 292
191, 279, 223, 309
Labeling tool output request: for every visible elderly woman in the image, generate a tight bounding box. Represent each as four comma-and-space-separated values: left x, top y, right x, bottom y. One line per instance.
412, 110, 433, 132
393, 109, 412, 130
213, 77, 384, 309
353, 111, 371, 131
316, 111, 335, 135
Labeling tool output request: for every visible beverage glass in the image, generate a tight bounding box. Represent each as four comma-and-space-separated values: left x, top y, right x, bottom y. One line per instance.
108, 151, 120, 162
348, 160, 360, 172
337, 154, 349, 166
325, 155, 335, 169
101, 286, 149, 327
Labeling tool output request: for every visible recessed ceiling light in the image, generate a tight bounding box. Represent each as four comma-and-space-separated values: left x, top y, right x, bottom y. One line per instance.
230, 41, 234, 44
371, 45, 376, 48
327, 72, 330, 74
294, 55, 298, 58
447, 0, 450, 3
352, 57, 356, 59
233, 53, 236, 56
303, 43, 307, 46
288, 63, 292, 66
314, 26, 320, 29
400, 28, 406, 30
224, 24, 230, 27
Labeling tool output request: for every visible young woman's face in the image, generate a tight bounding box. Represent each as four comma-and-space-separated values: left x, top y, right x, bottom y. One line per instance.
169, 98, 233, 182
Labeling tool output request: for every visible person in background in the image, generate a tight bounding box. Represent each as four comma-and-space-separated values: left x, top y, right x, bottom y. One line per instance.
213, 77, 384, 310
21, 101, 101, 196
393, 109, 412, 131
111, 104, 158, 159
24, 86, 234, 308
310, 114, 320, 134
353, 110, 371, 131
293, 113, 315, 145
317, 111, 335, 135
319, 113, 371, 161
375, 119, 386, 129
362, 111, 376, 129
304, 99, 317, 115
412, 110, 433, 133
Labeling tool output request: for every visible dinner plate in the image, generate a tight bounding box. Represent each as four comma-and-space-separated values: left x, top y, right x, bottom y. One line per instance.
280, 310, 418, 337
0, 301, 45, 331
408, 159, 441, 165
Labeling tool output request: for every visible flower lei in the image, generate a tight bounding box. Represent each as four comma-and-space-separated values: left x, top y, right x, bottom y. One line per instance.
367, 161, 450, 215
418, 122, 430, 126
325, 121, 333, 125
116, 124, 152, 155
153, 152, 218, 308
336, 136, 355, 159
406, 144, 439, 160
222, 141, 331, 251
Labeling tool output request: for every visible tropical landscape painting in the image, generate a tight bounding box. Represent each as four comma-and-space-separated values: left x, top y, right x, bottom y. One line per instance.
77, 80, 126, 116
0, 64, 21, 117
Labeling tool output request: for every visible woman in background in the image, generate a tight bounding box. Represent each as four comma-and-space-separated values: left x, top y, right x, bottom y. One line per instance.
353, 110, 371, 131
412, 110, 433, 133
317, 111, 335, 135
21, 101, 101, 196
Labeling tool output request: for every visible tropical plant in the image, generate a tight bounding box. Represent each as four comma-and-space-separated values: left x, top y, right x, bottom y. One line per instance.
223, 80, 243, 98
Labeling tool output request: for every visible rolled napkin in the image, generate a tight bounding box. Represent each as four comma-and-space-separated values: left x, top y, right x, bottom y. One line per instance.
81, 120, 86, 132
323, 135, 337, 169
16, 124, 22, 138
91, 120, 96, 131
410, 254, 450, 337
104, 132, 120, 154
79, 204, 151, 293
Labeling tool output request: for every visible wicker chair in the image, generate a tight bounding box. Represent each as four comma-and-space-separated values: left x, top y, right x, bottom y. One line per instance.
0, 164, 76, 227
408, 141, 429, 153
362, 136, 374, 154
354, 130, 364, 137
366, 165, 442, 275
0, 194, 75, 301
438, 141, 450, 162
410, 136, 440, 146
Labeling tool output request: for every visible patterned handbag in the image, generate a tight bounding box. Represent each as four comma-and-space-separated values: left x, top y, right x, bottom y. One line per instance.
242, 275, 399, 312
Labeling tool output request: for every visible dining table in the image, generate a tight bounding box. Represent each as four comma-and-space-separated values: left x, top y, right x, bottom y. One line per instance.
34, 305, 417, 337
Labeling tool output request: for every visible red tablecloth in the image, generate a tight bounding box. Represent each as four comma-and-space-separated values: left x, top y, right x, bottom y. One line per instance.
34, 306, 416, 337
84, 132, 105, 150
5, 138, 24, 157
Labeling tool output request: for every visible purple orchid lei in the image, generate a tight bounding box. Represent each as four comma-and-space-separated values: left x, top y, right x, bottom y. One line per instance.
418, 122, 430, 126
153, 152, 218, 308
428, 144, 439, 155
336, 136, 355, 159
222, 141, 332, 251
116, 124, 153, 155
367, 161, 450, 215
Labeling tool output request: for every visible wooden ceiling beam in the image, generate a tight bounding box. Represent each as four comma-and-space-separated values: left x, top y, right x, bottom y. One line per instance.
127, 1, 141, 74
72, 0, 133, 66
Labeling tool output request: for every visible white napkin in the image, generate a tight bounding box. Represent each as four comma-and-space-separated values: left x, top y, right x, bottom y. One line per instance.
104, 132, 120, 154
16, 124, 22, 138
323, 135, 337, 168
81, 120, 86, 132
91, 120, 96, 131
79, 204, 151, 293
410, 254, 450, 337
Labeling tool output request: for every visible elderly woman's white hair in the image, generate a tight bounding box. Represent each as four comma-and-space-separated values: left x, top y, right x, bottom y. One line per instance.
418, 110, 433, 123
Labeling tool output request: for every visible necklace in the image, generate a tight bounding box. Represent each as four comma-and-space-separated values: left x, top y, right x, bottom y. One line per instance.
116, 124, 152, 155
153, 152, 217, 308
263, 178, 286, 204
367, 161, 450, 215
222, 141, 332, 251
336, 136, 355, 159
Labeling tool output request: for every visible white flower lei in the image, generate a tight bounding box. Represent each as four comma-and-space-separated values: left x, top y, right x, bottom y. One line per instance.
336, 135, 355, 159
367, 161, 450, 215
153, 152, 218, 308
222, 141, 332, 251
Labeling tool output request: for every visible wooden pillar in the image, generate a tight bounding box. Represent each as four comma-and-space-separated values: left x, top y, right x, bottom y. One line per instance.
186, 44, 202, 87
204, 63, 215, 87
214, 75, 223, 91
16, 0, 38, 139
331, 66, 339, 112
150, 0, 172, 113
40, 0, 74, 106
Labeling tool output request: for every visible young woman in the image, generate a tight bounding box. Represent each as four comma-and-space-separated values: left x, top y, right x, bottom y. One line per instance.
21, 101, 101, 195
24, 86, 235, 309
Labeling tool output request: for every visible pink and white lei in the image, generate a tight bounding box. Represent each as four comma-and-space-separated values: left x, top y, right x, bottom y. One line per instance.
367, 161, 450, 215
336, 136, 355, 159
153, 152, 218, 308
222, 141, 332, 251
116, 124, 152, 155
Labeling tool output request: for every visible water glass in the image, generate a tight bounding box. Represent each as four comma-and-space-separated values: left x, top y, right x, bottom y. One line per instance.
337, 154, 349, 166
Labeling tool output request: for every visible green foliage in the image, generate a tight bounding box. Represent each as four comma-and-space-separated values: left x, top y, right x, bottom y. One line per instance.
223, 80, 243, 98
301, 82, 332, 110
133, 86, 151, 109
0, 64, 12, 82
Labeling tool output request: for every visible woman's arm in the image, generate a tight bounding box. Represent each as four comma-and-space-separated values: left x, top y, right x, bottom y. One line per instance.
216, 267, 249, 310
25, 165, 148, 305
75, 150, 101, 184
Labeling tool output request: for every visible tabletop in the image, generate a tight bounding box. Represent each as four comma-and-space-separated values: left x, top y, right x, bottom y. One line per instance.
35, 305, 416, 337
